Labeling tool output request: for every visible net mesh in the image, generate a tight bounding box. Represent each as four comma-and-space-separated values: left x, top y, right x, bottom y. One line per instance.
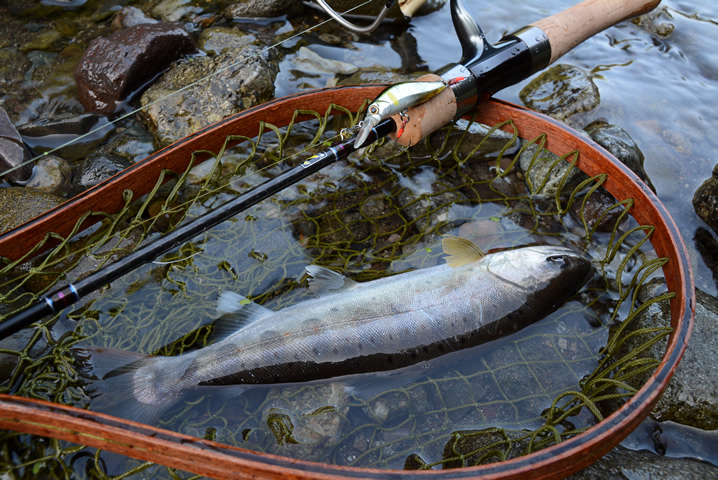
0, 102, 673, 477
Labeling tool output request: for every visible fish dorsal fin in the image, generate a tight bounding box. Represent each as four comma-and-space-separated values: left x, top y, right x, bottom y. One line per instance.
305, 265, 358, 297
442, 235, 485, 268
212, 291, 272, 342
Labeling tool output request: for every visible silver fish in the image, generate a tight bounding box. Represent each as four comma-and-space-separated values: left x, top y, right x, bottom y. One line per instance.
354, 80, 447, 148
87, 237, 592, 422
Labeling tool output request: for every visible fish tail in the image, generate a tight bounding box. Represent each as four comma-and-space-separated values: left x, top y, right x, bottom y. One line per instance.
77, 347, 178, 425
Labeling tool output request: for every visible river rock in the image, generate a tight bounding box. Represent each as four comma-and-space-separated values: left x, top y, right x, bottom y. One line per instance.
74, 22, 197, 114
0, 187, 64, 234
224, 0, 305, 19
584, 121, 655, 192
22, 155, 72, 196
198, 27, 256, 55
111, 6, 158, 31
75, 152, 131, 191
139, 44, 279, 148
569, 445, 717, 479
601, 279, 718, 430
253, 383, 348, 460
0, 106, 32, 183
396, 184, 466, 250
693, 162, 718, 236
569, 188, 625, 233
519, 64, 600, 122
518, 142, 590, 196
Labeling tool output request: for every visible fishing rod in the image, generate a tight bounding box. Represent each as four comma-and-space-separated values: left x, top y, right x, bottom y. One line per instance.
1, 0, 660, 339
0, 120, 395, 339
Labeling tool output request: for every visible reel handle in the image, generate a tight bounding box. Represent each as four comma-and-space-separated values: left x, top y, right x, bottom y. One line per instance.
532, 0, 661, 65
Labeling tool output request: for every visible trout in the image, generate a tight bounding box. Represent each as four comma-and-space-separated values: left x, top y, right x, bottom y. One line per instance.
86, 237, 592, 423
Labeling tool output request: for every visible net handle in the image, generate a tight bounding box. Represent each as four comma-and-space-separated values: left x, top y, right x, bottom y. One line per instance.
531, 0, 661, 65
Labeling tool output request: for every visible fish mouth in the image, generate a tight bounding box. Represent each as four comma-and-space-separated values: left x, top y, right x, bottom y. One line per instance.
354, 115, 380, 148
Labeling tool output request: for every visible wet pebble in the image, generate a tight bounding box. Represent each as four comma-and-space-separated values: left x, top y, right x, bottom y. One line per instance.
0, 187, 64, 234
0, 106, 32, 183
76, 152, 131, 191
22, 155, 72, 196
692, 162, 718, 236
74, 22, 197, 114
519, 64, 600, 122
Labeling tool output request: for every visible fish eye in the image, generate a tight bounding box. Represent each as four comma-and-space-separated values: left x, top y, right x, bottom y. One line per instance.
547, 255, 569, 269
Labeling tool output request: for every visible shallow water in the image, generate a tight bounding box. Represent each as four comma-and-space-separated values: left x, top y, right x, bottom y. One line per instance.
1, 0, 717, 476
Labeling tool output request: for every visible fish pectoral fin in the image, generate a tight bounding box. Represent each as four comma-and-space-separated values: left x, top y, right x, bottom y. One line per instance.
305, 265, 358, 297
442, 235, 486, 268
213, 291, 272, 341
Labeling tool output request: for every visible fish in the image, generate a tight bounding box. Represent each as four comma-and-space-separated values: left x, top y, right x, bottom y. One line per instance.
354, 80, 447, 148
83, 237, 592, 423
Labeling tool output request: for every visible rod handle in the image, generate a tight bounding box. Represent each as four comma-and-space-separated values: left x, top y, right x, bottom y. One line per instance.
531, 0, 661, 65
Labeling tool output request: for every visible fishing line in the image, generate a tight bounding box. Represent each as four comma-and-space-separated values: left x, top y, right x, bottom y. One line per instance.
0, 0, 375, 179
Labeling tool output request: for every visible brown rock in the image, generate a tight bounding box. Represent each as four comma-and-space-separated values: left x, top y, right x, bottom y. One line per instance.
73, 22, 197, 114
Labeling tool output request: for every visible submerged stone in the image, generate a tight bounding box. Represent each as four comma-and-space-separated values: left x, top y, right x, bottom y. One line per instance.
584, 121, 655, 192
518, 142, 590, 197
519, 64, 600, 122
74, 22, 197, 114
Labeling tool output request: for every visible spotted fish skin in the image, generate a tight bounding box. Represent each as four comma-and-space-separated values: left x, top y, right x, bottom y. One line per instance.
354, 80, 446, 147
102, 243, 591, 419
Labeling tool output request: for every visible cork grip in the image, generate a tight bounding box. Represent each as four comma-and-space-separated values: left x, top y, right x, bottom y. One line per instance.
531, 0, 661, 65
390, 74, 457, 148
